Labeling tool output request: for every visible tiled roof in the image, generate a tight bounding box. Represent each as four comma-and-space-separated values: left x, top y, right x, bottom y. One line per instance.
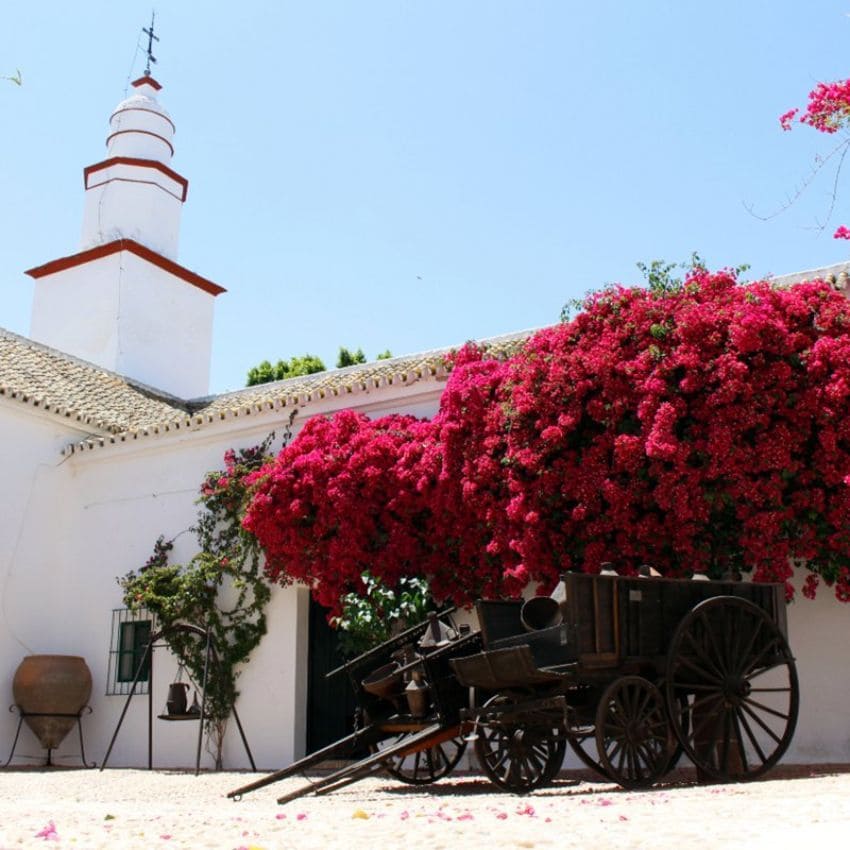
0, 327, 533, 454
62, 329, 534, 453
190, 330, 532, 418
769, 261, 850, 290
0, 327, 189, 434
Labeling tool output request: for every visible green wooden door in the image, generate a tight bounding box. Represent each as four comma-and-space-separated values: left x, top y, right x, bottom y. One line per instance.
306, 598, 361, 754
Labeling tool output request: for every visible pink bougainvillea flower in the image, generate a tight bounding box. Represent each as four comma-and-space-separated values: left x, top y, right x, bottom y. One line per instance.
833, 225, 850, 240
516, 803, 536, 817
35, 821, 58, 841
801, 79, 850, 132
803, 573, 820, 600
779, 107, 799, 130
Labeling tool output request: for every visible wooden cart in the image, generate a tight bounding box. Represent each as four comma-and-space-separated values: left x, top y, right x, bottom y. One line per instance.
229, 571, 798, 803
451, 571, 799, 792
227, 611, 481, 803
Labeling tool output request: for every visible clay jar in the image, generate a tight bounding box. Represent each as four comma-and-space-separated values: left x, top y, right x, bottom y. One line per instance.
167, 682, 190, 715
12, 655, 93, 750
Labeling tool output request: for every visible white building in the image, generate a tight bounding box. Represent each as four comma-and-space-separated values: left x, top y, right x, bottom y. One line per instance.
1, 71, 849, 772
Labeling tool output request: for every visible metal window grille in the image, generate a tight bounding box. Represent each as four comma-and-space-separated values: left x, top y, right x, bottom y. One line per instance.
106, 608, 155, 695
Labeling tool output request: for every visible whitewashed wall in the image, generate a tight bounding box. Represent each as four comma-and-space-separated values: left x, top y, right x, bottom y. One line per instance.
2, 381, 850, 772
0, 402, 91, 765
0, 383, 443, 771
785, 575, 850, 762
0, 404, 81, 657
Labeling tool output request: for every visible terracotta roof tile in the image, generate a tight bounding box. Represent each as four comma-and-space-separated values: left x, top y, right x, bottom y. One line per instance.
190, 331, 530, 416
769, 261, 850, 290
65, 329, 535, 453
0, 327, 189, 433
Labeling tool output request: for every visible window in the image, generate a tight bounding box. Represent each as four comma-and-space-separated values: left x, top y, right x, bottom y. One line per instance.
107, 608, 155, 695
117, 620, 152, 682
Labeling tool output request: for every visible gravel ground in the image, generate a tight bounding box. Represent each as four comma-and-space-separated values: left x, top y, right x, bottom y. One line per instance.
0, 767, 848, 849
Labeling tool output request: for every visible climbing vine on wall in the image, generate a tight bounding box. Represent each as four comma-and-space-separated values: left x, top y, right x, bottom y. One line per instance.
119, 431, 282, 768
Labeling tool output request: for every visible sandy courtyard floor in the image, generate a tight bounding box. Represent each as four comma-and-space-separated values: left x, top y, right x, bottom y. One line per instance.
0, 767, 848, 849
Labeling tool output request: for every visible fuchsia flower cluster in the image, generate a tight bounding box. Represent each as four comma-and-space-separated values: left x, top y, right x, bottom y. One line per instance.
244, 271, 850, 612
781, 78, 850, 238
244, 413, 441, 612
794, 79, 850, 134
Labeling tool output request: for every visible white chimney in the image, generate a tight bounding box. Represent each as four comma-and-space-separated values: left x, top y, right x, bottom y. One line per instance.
26, 75, 225, 399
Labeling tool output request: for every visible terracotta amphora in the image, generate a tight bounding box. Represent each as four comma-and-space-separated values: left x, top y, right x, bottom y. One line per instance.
12, 655, 92, 750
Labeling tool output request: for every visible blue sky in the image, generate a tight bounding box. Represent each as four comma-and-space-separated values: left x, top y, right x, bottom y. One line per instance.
3, 1, 850, 394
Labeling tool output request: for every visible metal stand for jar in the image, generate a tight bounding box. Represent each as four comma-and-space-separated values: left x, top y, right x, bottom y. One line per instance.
100, 623, 256, 774
1, 704, 95, 768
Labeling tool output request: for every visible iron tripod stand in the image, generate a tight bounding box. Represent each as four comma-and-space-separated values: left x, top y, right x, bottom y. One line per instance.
100, 622, 256, 774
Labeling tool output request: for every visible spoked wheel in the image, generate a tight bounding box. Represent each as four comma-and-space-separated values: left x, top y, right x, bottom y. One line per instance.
475, 694, 566, 793
568, 726, 611, 780
666, 596, 799, 782
575, 693, 685, 782
665, 690, 689, 773
595, 676, 672, 789
375, 731, 467, 785
540, 734, 567, 785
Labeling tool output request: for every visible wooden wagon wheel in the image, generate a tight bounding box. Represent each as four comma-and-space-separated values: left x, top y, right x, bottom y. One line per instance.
594, 676, 672, 789
570, 689, 686, 783
664, 689, 689, 773
665, 596, 799, 782
474, 694, 565, 793
374, 732, 467, 785
567, 726, 610, 779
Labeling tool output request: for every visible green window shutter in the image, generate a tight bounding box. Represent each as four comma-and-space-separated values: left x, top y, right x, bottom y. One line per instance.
117, 620, 152, 683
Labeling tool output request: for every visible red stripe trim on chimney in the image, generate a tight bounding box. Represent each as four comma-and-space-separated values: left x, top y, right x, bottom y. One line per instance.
85, 175, 184, 203
131, 75, 162, 91
106, 128, 174, 157
25, 240, 226, 296
84, 157, 189, 201
109, 105, 176, 133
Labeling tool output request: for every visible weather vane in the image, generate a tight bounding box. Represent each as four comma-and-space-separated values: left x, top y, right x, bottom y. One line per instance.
143, 11, 159, 77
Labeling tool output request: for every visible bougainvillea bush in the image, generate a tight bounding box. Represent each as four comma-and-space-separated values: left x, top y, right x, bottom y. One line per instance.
781, 77, 850, 239
476, 271, 850, 602
246, 270, 850, 608
244, 412, 442, 614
